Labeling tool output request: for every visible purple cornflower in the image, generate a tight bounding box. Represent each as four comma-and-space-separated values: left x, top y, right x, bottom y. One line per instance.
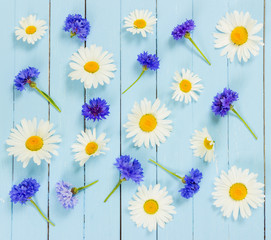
14, 67, 40, 91
137, 51, 160, 71
56, 181, 78, 209
179, 168, 203, 199
104, 155, 144, 203
82, 98, 110, 121
172, 19, 195, 40
122, 51, 160, 94
114, 155, 144, 184
212, 88, 239, 117
64, 14, 90, 41
10, 178, 40, 204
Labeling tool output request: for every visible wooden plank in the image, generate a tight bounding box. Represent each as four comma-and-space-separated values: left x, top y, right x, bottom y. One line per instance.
49, 1, 85, 240
12, 1, 50, 239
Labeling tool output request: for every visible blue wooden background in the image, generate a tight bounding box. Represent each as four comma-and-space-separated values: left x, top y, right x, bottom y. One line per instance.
0, 0, 270, 239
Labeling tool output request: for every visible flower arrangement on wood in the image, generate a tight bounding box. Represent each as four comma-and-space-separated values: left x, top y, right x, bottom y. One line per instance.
212, 166, 264, 220
56, 180, 98, 209
104, 155, 144, 203
123, 9, 157, 37
14, 67, 61, 112
212, 88, 257, 139
15, 15, 47, 44
64, 14, 90, 41
149, 159, 203, 199
122, 51, 159, 94
6, 118, 61, 168
10, 178, 54, 226
172, 19, 211, 65
214, 11, 263, 62
124, 98, 172, 148
129, 184, 176, 232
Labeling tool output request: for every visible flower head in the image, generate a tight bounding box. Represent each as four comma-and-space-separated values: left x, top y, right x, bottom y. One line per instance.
212, 88, 239, 117
64, 14, 90, 41
14, 67, 40, 91
114, 155, 144, 184
137, 51, 160, 71
55, 181, 78, 209
10, 178, 40, 204
179, 168, 203, 199
82, 98, 110, 122
172, 19, 195, 40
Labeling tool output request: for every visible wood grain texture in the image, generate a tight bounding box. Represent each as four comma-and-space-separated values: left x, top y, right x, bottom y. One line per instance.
0, 0, 269, 239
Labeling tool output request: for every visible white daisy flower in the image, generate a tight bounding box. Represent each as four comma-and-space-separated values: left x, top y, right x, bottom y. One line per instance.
190, 127, 215, 162
123, 98, 172, 148
214, 11, 263, 62
15, 15, 48, 45
69, 44, 117, 89
171, 69, 203, 104
212, 166, 264, 220
123, 9, 157, 37
71, 128, 110, 166
6, 118, 61, 168
129, 184, 176, 232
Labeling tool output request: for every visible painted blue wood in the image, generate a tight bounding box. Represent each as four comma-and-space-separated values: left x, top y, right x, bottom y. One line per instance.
0, 0, 269, 239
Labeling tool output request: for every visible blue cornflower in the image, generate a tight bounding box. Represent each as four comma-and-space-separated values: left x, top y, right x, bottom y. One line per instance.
104, 155, 144, 203
171, 19, 211, 65
64, 14, 90, 41
82, 98, 110, 122
10, 178, 40, 204
211, 88, 239, 117
137, 51, 160, 71
211, 88, 257, 140
14, 67, 61, 112
114, 155, 144, 184
14, 67, 40, 91
122, 51, 160, 94
55, 180, 98, 209
179, 168, 203, 199
10, 178, 54, 226
172, 19, 195, 40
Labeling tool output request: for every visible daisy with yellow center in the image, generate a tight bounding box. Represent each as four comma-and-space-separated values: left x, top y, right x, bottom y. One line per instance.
190, 128, 215, 162
6, 118, 61, 168
123, 9, 157, 37
214, 11, 263, 62
128, 184, 176, 232
212, 166, 264, 220
69, 44, 117, 89
71, 128, 110, 166
15, 15, 48, 44
124, 98, 172, 148
171, 69, 203, 104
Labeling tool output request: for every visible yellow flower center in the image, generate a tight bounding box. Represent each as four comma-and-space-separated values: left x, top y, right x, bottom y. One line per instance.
179, 79, 192, 93
25, 136, 43, 151
84, 61, 100, 73
139, 114, 157, 132
143, 199, 159, 214
204, 137, 213, 150
229, 183, 247, 201
231, 26, 248, 45
134, 19, 147, 29
85, 142, 98, 155
25, 26, 37, 34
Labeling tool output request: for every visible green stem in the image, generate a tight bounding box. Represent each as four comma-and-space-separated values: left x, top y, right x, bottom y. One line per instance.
122, 68, 146, 94
149, 159, 184, 181
104, 179, 125, 203
70, 31, 76, 38
231, 107, 257, 140
30, 199, 55, 226
77, 180, 99, 191
34, 86, 61, 112
185, 34, 211, 65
